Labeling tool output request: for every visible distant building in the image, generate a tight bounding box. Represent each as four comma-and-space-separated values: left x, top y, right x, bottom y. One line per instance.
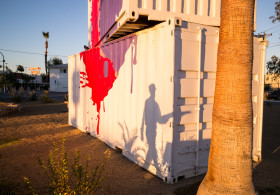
31, 75, 42, 84
49, 64, 68, 92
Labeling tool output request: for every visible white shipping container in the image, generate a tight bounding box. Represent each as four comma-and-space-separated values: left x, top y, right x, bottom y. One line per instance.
88, 0, 256, 46
69, 20, 267, 183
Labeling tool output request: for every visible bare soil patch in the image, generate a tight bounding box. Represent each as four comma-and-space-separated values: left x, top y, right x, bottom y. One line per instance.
0, 101, 279, 194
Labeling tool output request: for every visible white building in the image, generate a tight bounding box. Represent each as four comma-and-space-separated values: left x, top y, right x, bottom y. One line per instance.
49, 64, 68, 92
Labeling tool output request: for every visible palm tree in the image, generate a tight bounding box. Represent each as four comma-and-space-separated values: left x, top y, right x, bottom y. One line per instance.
42, 32, 49, 75
16, 65, 24, 73
42, 32, 49, 89
197, 0, 257, 194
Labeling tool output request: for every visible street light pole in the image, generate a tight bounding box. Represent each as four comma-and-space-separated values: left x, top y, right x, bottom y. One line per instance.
0, 52, 5, 93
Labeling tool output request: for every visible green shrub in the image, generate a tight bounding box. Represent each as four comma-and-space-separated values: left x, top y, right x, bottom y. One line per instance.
24, 137, 110, 194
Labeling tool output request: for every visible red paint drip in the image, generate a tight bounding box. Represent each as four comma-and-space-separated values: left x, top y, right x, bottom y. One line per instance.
79, 0, 116, 135
89, 0, 100, 47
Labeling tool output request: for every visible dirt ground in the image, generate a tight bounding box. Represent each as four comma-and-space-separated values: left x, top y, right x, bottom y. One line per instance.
0, 100, 279, 194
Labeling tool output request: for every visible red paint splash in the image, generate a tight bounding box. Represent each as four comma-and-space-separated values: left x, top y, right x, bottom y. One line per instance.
80, 48, 116, 134
80, 0, 116, 135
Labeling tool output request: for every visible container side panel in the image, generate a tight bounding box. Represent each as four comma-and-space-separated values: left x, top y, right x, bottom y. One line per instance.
251, 37, 267, 161
68, 56, 76, 126
172, 23, 265, 179
71, 23, 174, 179
173, 22, 218, 178
89, 0, 222, 45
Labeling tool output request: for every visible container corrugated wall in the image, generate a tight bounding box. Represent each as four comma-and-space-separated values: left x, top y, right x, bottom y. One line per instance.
71, 22, 175, 179
70, 20, 267, 182
172, 21, 219, 179
252, 37, 267, 161
88, 0, 221, 45
89, 0, 257, 48
171, 22, 267, 179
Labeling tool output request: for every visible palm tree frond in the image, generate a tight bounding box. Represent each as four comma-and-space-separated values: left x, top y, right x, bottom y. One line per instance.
42, 32, 49, 39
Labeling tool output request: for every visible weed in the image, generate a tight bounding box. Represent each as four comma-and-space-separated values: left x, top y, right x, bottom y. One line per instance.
24, 137, 111, 194
29, 91, 38, 101
42, 91, 53, 103
64, 93, 68, 101
8, 88, 23, 103
0, 136, 21, 149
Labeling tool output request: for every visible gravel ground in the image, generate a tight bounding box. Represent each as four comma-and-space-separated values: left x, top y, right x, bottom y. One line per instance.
0, 100, 279, 194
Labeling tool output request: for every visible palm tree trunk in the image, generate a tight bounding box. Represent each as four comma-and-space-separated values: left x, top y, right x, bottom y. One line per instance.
197, 0, 256, 194
45, 53, 47, 75
45, 39, 49, 89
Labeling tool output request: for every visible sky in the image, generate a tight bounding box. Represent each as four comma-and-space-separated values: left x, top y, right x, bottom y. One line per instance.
0, 0, 88, 73
255, 0, 280, 63
0, 0, 279, 74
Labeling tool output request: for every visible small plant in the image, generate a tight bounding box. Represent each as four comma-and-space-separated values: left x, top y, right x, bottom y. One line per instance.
29, 91, 37, 101
64, 93, 68, 101
8, 88, 23, 103
24, 137, 111, 194
42, 90, 52, 103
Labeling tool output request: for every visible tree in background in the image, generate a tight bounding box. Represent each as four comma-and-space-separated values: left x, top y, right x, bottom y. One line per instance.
40, 73, 48, 83
0, 68, 16, 89
47, 57, 63, 66
197, 0, 256, 194
266, 55, 280, 90
21, 74, 32, 85
16, 65, 24, 73
270, 1, 280, 23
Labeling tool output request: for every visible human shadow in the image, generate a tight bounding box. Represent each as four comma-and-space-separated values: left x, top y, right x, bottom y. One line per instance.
140, 84, 172, 177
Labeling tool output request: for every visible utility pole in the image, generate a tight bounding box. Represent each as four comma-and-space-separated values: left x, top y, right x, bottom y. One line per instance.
258, 32, 272, 40
0, 52, 5, 93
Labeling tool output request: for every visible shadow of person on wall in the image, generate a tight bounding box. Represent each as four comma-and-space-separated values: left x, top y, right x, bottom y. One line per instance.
140, 84, 173, 177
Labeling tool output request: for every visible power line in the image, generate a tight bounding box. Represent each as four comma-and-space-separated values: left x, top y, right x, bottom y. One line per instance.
0, 48, 68, 58
270, 29, 280, 34
268, 42, 280, 46
263, 24, 280, 32
268, 44, 280, 48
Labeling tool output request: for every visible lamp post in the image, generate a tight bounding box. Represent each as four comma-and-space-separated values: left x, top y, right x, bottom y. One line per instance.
0, 52, 5, 93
